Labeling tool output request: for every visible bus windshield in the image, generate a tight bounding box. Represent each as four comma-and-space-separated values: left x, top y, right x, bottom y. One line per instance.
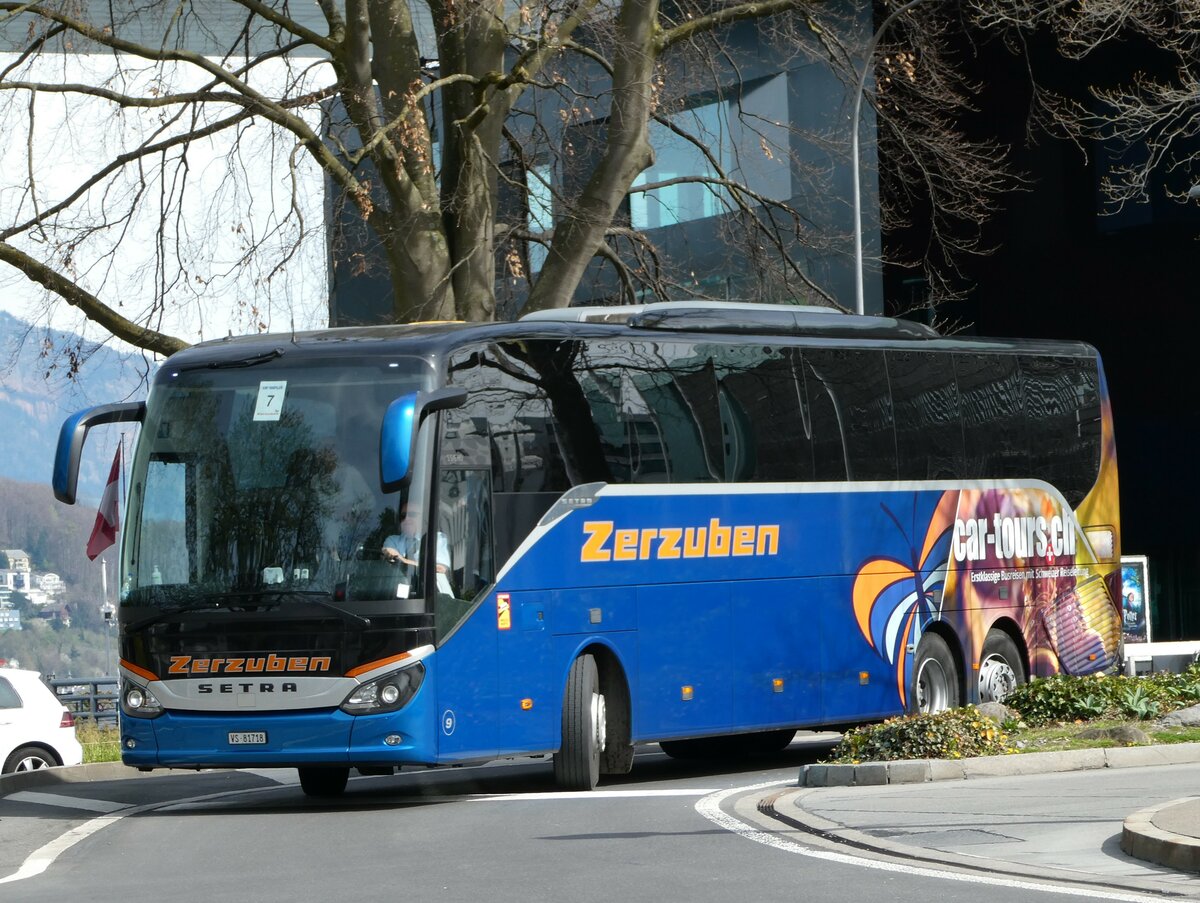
120, 357, 435, 615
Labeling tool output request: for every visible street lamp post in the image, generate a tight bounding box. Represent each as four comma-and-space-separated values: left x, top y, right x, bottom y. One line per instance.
101, 601, 115, 676
100, 557, 114, 676
851, 0, 927, 316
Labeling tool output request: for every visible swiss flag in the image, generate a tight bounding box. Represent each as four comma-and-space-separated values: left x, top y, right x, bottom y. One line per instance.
86, 447, 121, 561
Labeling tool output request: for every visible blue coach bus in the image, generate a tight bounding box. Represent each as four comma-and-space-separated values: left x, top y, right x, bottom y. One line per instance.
53, 302, 1122, 795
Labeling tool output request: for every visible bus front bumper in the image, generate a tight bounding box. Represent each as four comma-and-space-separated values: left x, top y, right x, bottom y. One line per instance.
120, 696, 439, 770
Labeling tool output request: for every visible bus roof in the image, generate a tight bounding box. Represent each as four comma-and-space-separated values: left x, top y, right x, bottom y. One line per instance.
168, 302, 1097, 370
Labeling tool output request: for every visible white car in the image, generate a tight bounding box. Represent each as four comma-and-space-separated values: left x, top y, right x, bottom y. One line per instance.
0, 669, 84, 774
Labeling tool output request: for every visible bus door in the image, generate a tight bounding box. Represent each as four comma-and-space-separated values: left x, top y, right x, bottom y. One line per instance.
430, 461, 500, 762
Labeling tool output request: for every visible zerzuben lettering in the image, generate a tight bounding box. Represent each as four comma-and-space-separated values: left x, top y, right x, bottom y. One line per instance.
581, 518, 779, 563
168, 654, 332, 676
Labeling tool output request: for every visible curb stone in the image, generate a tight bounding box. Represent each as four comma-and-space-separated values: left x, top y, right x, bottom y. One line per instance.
1121, 797, 1200, 873
799, 741, 1200, 787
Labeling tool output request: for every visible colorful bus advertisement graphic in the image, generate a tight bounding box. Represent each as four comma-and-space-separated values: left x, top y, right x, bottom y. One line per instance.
853, 486, 1122, 710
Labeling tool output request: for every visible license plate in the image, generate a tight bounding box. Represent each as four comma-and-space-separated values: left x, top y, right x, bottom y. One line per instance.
228, 731, 267, 745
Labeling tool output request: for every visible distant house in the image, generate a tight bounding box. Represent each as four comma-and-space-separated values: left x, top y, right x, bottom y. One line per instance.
35, 603, 70, 627
0, 550, 32, 594
0, 569, 31, 594
38, 573, 64, 595
0, 549, 31, 572
0, 608, 20, 631
0, 552, 60, 605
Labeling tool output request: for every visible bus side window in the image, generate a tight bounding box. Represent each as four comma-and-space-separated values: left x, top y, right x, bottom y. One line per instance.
801, 348, 895, 482
956, 353, 1028, 480
889, 350, 964, 480
624, 341, 722, 483
438, 467, 494, 601
434, 402, 495, 638
714, 346, 814, 482
446, 346, 556, 583
1019, 355, 1101, 506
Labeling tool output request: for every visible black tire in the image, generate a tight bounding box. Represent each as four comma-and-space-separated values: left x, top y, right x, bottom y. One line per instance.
3, 745, 57, 774
978, 630, 1026, 704
910, 632, 960, 714
554, 654, 603, 791
298, 766, 350, 798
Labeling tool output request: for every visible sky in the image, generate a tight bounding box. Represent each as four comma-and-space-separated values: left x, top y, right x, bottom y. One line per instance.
0, 52, 332, 356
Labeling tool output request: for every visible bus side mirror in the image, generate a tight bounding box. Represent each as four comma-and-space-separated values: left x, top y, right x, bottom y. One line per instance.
53, 402, 146, 505
380, 387, 467, 493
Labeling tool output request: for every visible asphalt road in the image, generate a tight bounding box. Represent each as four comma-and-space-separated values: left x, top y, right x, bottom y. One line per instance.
1, 738, 1193, 903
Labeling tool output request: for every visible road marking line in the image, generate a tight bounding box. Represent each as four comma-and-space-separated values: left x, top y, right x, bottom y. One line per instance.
0, 814, 124, 884
695, 781, 1171, 903
156, 786, 721, 811
6, 791, 131, 813
474, 789, 719, 802
239, 769, 299, 785
0, 782, 288, 885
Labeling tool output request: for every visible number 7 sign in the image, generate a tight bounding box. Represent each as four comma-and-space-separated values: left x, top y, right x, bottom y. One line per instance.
253, 380, 288, 421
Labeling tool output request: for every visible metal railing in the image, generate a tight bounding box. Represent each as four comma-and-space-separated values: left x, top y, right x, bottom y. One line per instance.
50, 676, 118, 724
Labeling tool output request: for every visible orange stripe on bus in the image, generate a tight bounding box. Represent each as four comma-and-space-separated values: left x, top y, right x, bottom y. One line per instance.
346, 652, 411, 678
121, 659, 159, 682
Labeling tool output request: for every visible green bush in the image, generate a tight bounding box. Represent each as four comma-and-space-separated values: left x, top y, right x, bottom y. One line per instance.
829, 706, 1015, 763
1003, 664, 1200, 726
74, 719, 121, 764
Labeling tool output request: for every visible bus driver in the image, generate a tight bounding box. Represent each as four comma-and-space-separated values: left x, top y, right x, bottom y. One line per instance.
382, 505, 452, 595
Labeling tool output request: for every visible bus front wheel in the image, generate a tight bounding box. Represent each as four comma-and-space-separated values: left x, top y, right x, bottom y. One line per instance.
554, 654, 604, 791
910, 633, 960, 715
298, 766, 350, 798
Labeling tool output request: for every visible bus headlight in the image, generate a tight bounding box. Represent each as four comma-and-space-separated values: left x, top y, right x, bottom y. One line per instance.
341, 662, 425, 715
122, 682, 164, 718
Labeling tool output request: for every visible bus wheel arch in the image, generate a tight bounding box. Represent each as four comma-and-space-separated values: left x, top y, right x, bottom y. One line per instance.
553, 645, 633, 789
978, 623, 1028, 704
591, 645, 634, 776
910, 627, 962, 715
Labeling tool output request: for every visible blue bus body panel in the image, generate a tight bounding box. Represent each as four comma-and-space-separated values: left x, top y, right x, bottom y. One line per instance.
433, 600, 499, 762
430, 480, 1119, 749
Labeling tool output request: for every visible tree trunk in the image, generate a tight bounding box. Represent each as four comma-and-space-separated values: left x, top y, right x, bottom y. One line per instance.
523, 0, 659, 313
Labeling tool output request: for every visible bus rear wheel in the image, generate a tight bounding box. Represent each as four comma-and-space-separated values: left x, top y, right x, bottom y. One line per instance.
298, 766, 350, 798
911, 633, 960, 714
978, 630, 1025, 703
554, 654, 604, 791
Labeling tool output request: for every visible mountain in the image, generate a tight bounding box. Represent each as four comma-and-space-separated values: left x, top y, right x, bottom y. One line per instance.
0, 311, 148, 499
0, 474, 118, 676
0, 315, 149, 677
0, 476, 106, 592
0, 307, 144, 672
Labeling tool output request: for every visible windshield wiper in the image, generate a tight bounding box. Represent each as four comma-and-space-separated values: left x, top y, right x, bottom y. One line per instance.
175, 347, 285, 371
126, 601, 224, 632
127, 591, 372, 631
222, 590, 372, 629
